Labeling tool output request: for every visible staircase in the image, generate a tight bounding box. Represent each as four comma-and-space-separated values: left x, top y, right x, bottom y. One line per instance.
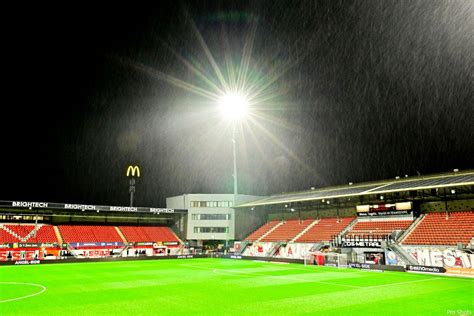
389, 242, 418, 265
266, 242, 283, 257
290, 219, 319, 242
169, 229, 184, 245
256, 221, 284, 242
115, 226, 128, 244
309, 242, 324, 252
238, 240, 250, 254
337, 217, 358, 238
116, 243, 132, 257
53, 225, 64, 244
398, 214, 425, 244
25, 225, 42, 241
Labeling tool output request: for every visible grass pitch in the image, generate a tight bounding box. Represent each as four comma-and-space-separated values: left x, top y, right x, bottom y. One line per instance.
0, 258, 472, 315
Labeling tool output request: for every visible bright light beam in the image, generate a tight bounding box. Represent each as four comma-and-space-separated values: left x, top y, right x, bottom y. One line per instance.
218, 92, 250, 121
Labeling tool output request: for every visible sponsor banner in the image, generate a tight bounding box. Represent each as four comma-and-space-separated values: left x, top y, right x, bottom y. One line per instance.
71, 249, 114, 258
275, 243, 315, 259
356, 202, 412, 213
342, 241, 382, 248
406, 265, 446, 273
385, 250, 399, 265
445, 267, 474, 276
162, 241, 178, 246
0, 250, 40, 261
0, 200, 187, 214
15, 260, 40, 265
135, 242, 154, 246
70, 242, 124, 247
243, 243, 316, 259
230, 255, 242, 259
403, 246, 474, 269
357, 210, 411, 217
349, 262, 406, 272
243, 242, 274, 257
177, 255, 194, 259
18, 242, 57, 248
0, 244, 13, 248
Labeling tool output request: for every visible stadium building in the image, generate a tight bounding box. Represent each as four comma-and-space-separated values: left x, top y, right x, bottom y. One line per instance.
0, 169, 472, 274
166, 193, 261, 249
232, 169, 474, 274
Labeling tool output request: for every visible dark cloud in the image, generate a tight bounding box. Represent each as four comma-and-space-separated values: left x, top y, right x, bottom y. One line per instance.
1, 1, 473, 206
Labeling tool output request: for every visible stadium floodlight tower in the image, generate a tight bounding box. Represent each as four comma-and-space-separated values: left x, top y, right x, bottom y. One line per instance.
218, 92, 249, 201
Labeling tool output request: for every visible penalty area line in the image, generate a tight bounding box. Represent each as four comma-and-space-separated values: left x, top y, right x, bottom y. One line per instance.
363, 277, 442, 289
211, 268, 363, 289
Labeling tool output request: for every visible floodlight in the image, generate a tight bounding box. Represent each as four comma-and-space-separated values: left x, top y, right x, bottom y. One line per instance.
218, 92, 249, 121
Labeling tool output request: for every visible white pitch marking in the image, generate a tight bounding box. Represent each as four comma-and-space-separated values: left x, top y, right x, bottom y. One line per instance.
364, 277, 442, 289
210, 268, 363, 289
0, 282, 47, 303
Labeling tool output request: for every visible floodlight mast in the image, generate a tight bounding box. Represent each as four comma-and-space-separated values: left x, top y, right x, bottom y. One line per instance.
232, 123, 238, 196
218, 92, 249, 201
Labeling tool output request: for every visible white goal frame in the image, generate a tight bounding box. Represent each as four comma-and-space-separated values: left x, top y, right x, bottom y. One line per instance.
304, 252, 348, 268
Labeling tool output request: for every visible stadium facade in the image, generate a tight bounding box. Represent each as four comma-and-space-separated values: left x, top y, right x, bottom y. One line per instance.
0, 169, 473, 277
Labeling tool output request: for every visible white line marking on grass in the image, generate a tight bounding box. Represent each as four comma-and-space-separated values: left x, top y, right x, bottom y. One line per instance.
210, 268, 363, 289
181, 263, 363, 289
364, 277, 442, 289
0, 282, 47, 303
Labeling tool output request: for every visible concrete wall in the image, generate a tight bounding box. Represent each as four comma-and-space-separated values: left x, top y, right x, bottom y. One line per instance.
420, 199, 474, 213
166, 193, 262, 241
268, 207, 357, 221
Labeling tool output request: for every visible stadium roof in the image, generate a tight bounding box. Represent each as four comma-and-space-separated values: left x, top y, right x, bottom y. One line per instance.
236, 170, 474, 208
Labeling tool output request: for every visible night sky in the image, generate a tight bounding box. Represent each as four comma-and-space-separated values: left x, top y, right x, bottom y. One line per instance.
2, 1, 473, 207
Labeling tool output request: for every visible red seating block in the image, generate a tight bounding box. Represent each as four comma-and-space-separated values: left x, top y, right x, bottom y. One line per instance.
403, 211, 474, 246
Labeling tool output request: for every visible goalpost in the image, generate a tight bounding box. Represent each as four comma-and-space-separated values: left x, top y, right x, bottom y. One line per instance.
304, 252, 348, 268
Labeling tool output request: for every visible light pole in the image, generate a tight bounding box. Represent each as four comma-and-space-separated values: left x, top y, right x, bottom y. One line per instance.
218, 92, 249, 201
232, 122, 238, 195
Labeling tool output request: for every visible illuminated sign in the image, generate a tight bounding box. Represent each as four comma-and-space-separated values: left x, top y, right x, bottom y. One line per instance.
0, 200, 186, 214
150, 208, 175, 214
64, 204, 96, 210
126, 165, 141, 177
11, 201, 48, 208
110, 206, 138, 212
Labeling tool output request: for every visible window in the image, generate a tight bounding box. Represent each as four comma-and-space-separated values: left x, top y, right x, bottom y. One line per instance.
193, 227, 229, 233
190, 201, 234, 208
191, 214, 231, 220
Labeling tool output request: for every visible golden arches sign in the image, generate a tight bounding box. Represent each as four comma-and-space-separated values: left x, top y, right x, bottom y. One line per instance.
126, 165, 141, 178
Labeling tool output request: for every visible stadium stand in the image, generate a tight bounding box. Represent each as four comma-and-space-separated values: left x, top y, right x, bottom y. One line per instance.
0, 224, 58, 243
26, 225, 58, 243
244, 220, 281, 241
0, 226, 21, 243
295, 217, 355, 243
119, 226, 179, 243
260, 219, 314, 242
402, 211, 474, 246
345, 219, 413, 238
58, 225, 122, 243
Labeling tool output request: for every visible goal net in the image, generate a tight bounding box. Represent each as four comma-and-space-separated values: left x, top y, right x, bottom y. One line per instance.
304, 252, 348, 268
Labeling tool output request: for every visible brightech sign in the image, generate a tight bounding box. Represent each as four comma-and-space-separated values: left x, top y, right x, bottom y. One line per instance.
126, 165, 141, 177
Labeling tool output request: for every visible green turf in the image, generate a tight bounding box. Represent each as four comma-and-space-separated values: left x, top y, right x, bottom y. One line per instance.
0, 258, 472, 315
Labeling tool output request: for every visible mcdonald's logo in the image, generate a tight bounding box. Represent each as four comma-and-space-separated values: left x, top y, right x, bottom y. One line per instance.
126, 165, 141, 177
